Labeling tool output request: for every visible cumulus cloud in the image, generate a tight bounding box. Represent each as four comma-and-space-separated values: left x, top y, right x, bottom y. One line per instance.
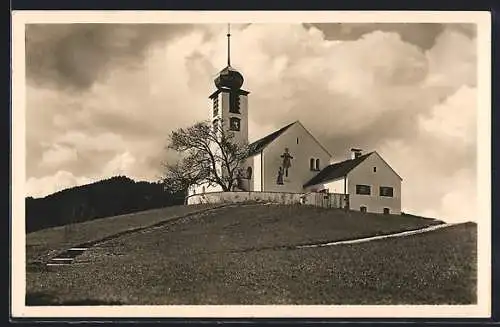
25, 24, 195, 90
26, 171, 93, 198
40, 144, 78, 168
24, 23, 479, 223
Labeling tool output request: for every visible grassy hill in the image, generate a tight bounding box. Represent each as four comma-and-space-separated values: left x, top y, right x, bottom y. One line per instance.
25, 203, 476, 305
26, 203, 220, 263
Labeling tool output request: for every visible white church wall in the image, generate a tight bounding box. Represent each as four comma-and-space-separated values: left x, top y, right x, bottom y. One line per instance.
324, 178, 346, 194
252, 153, 262, 191
191, 183, 223, 196
346, 152, 402, 215
305, 178, 345, 194
235, 157, 254, 192
262, 122, 331, 193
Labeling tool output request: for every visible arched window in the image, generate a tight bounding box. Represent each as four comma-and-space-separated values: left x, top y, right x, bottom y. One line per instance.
202, 186, 205, 194
246, 166, 253, 180
315, 158, 320, 171
310, 158, 315, 171
229, 117, 241, 131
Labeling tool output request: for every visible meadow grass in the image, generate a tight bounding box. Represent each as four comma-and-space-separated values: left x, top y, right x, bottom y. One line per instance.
26, 204, 218, 263
25, 204, 474, 305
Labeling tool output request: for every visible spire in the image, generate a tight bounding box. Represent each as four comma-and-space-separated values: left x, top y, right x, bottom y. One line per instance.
226, 23, 231, 67
214, 23, 244, 90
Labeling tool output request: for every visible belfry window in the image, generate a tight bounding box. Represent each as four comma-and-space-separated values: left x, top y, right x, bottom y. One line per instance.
229, 117, 241, 131
213, 96, 219, 117
229, 92, 241, 114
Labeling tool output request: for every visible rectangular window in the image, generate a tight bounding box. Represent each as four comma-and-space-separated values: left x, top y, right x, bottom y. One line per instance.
229, 93, 241, 114
213, 97, 219, 117
379, 186, 394, 197
356, 184, 371, 195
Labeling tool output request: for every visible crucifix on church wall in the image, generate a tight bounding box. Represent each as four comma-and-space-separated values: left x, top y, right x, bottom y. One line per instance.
281, 147, 293, 177
276, 147, 294, 185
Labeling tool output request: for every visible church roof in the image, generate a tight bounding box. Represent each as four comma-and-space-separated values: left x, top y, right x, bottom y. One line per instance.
247, 121, 296, 157
303, 151, 374, 187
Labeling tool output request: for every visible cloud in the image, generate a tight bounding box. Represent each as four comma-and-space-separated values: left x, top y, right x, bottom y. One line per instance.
40, 144, 78, 168
307, 23, 475, 50
26, 171, 93, 198
377, 85, 477, 223
419, 85, 477, 149
26, 24, 195, 91
24, 23, 479, 223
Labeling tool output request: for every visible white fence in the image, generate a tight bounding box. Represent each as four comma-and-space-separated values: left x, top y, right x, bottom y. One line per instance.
186, 191, 348, 209
302, 192, 349, 209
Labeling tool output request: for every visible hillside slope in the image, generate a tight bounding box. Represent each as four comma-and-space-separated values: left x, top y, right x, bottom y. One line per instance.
27, 203, 443, 262
26, 203, 475, 305
26, 203, 219, 263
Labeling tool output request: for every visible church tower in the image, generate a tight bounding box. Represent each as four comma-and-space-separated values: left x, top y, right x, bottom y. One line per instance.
209, 24, 249, 146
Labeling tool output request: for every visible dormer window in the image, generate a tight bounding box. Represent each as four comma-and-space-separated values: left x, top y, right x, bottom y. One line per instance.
229, 117, 241, 131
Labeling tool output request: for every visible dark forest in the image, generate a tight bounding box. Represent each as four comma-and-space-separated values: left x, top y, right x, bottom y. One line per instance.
25, 176, 185, 233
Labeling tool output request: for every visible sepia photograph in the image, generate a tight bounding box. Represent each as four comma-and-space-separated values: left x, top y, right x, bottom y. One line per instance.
11, 11, 491, 318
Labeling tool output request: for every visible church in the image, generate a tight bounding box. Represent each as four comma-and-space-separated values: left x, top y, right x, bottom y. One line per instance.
188, 27, 402, 215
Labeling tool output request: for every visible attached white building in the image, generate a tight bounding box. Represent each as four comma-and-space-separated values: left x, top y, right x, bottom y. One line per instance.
303, 150, 402, 214
187, 27, 402, 215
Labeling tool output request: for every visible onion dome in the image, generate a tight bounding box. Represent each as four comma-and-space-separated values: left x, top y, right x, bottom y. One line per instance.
214, 65, 244, 90
214, 24, 244, 90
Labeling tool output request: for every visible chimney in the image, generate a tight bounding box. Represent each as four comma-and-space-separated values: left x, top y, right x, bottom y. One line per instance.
351, 148, 362, 159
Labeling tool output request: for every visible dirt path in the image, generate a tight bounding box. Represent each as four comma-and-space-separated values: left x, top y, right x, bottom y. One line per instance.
296, 223, 453, 249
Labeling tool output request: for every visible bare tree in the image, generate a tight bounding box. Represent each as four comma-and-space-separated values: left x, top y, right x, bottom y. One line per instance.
163, 120, 250, 193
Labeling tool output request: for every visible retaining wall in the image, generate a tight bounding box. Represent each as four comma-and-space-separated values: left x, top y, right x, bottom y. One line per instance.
186, 191, 347, 208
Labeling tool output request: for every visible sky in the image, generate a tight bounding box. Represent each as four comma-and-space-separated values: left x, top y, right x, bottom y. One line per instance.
24, 22, 478, 223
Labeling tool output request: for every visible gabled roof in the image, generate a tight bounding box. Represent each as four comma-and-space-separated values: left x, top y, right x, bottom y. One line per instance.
303, 151, 374, 187
247, 121, 296, 157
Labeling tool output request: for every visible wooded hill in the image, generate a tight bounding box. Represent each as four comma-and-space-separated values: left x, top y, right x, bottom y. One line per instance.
25, 176, 184, 233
